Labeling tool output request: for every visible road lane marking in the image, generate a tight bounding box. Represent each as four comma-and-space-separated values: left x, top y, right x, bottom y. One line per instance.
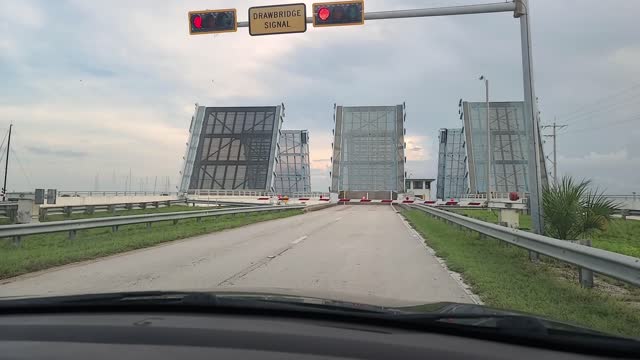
291, 235, 307, 244
335, 217, 343, 222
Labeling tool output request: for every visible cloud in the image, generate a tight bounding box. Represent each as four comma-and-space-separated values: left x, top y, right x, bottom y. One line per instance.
557, 150, 640, 193
404, 135, 433, 161
1, 0, 639, 194
26, 146, 87, 158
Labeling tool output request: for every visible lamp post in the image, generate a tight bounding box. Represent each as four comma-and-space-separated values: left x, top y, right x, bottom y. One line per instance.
479, 75, 491, 204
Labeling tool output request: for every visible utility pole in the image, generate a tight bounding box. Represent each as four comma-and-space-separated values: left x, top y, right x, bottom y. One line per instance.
2, 124, 12, 201
542, 120, 567, 185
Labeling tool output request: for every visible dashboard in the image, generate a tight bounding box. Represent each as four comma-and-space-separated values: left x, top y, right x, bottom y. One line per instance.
0, 312, 620, 359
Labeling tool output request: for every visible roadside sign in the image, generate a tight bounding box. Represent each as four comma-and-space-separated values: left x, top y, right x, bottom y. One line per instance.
248, 3, 307, 36
188, 9, 238, 35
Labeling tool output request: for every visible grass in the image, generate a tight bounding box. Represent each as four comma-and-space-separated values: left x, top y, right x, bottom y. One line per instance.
591, 219, 640, 259
0, 209, 303, 280
42, 205, 206, 222
453, 209, 640, 258
401, 209, 640, 338
453, 209, 532, 230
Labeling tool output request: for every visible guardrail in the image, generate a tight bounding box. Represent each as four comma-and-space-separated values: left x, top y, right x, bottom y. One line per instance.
39, 200, 189, 221
406, 203, 640, 288
0, 202, 18, 222
2, 205, 305, 245
187, 189, 331, 198
58, 191, 179, 197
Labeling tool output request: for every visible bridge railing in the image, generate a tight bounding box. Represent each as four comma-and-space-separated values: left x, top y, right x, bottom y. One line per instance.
58, 191, 179, 197
39, 199, 189, 221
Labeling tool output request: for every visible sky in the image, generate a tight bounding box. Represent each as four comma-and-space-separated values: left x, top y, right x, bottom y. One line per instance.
0, 0, 639, 194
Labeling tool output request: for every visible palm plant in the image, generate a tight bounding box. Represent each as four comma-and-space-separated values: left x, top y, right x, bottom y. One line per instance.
542, 176, 618, 240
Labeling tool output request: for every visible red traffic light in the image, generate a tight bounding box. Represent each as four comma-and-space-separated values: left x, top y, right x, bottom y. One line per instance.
312, 1, 364, 27
188, 9, 237, 35
192, 15, 202, 29
318, 7, 331, 21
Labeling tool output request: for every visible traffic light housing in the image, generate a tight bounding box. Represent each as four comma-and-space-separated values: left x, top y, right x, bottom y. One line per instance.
188, 9, 237, 35
312, 1, 364, 27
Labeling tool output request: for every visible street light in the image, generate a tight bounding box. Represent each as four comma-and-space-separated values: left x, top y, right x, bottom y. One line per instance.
479, 75, 491, 204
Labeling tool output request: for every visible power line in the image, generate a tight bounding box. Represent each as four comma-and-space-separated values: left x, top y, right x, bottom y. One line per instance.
561, 96, 640, 126
556, 82, 640, 121
568, 114, 640, 135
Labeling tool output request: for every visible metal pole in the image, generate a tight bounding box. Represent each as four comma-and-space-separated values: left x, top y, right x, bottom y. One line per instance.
236, 2, 516, 27
553, 121, 557, 186
518, 0, 544, 235
485, 79, 491, 204
3, 124, 12, 202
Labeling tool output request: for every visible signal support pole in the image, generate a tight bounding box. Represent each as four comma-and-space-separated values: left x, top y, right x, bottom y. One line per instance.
516, 0, 544, 235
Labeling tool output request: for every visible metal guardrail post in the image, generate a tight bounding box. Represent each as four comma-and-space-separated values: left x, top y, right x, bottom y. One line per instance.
529, 251, 539, 262
63, 206, 72, 218
146, 222, 152, 230
85, 205, 95, 215
39, 207, 47, 222
112, 225, 119, 232
109, 205, 116, 214
173, 219, 179, 225
69, 230, 77, 240
153, 201, 159, 209
140, 202, 147, 210
125, 203, 133, 211
577, 239, 594, 288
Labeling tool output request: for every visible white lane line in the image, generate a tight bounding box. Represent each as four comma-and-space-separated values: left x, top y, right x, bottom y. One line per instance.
291, 235, 308, 244
335, 217, 343, 222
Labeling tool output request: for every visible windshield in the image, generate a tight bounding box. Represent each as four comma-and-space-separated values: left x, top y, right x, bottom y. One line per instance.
1, 0, 639, 343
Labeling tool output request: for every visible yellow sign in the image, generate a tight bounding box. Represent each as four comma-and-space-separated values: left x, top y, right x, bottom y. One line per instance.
249, 3, 307, 36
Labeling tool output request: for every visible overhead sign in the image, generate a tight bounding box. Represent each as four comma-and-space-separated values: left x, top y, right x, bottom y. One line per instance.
248, 3, 307, 36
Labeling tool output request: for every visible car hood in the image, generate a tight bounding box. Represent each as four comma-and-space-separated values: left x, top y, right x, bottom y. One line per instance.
0, 286, 618, 337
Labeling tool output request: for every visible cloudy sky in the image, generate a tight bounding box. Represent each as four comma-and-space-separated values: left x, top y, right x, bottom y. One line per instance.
1, 0, 639, 194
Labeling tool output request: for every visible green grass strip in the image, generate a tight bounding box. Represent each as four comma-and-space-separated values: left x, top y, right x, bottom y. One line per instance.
401, 209, 640, 338
454, 209, 640, 258
0, 209, 302, 280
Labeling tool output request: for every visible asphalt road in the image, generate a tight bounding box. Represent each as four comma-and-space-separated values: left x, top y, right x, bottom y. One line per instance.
0, 206, 474, 305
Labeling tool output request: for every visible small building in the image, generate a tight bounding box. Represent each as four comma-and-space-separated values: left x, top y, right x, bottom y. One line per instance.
405, 178, 435, 200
